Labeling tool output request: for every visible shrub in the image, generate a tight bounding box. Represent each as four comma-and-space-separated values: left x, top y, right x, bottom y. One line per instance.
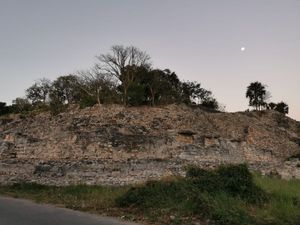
217, 164, 267, 203
117, 164, 268, 225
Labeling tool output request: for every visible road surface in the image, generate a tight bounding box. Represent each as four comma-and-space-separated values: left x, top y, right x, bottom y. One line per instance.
0, 196, 138, 225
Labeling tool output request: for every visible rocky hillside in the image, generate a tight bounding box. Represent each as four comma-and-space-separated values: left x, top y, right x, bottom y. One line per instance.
1, 104, 300, 185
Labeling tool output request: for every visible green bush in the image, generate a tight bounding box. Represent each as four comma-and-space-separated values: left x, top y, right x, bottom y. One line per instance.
117, 164, 269, 225
185, 164, 267, 203
217, 164, 267, 203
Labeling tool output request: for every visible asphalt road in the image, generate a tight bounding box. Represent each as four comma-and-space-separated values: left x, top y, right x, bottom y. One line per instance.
0, 196, 138, 225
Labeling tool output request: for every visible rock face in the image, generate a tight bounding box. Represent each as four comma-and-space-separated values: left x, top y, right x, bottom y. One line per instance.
0, 104, 300, 185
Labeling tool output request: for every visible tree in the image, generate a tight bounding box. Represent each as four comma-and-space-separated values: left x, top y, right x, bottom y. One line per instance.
50, 75, 81, 105
78, 67, 119, 106
26, 78, 51, 105
201, 97, 219, 110
95, 45, 151, 105
181, 81, 213, 105
246, 82, 267, 110
12, 98, 31, 113
157, 69, 182, 104
268, 102, 277, 110
140, 69, 164, 106
0, 102, 9, 115
274, 102, 289, 115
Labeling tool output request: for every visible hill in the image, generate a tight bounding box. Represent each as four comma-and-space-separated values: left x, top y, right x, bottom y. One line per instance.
0, 104, 300, 185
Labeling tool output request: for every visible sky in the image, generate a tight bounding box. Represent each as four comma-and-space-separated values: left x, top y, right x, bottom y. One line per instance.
0, 0, 299, 120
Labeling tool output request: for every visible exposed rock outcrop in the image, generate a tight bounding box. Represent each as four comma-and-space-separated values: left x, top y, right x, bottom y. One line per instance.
0, 104, 299, 185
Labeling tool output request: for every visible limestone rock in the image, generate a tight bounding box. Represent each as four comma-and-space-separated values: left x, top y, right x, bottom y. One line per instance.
0, 104, 299, 185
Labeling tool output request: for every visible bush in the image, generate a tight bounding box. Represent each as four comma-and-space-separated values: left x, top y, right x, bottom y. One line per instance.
117, 179, 187, 208
217, 164, 267, 203
117, 164, 269, 225
185, 164, 267, 203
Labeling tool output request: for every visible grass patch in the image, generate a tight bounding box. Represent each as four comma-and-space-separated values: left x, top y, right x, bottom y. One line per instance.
0, 164, 299, 225
0, 183, 129, 213
117, 164, 268, 225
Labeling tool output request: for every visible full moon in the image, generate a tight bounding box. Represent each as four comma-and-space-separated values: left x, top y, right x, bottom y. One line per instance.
241, 47, 246, 51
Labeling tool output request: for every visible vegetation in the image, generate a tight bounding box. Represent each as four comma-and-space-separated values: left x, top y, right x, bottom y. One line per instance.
1, 45, 293, 117
1, 164, 299, 225
0, 45, 220, 116
245, 81, 289, 115
0, 102, 10, 116
268, 101, 289, 115
246, 81, 268, 110
0, 184, 128, 213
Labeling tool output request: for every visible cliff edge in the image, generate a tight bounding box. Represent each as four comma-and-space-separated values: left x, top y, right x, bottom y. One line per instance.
1, 104, 300, 185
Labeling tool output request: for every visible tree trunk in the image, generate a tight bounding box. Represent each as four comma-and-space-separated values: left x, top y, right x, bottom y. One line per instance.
123, 86, 128, 106
150, 87, 155, 106
96, 89, 101, 106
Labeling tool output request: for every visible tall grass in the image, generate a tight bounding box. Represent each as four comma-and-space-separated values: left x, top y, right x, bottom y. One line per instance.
253, 175, 300, 225
0, 183, 129, 212
0, 165, 299, 225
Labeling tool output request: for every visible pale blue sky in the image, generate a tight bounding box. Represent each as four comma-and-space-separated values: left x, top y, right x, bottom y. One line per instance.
0, 0, 299, 120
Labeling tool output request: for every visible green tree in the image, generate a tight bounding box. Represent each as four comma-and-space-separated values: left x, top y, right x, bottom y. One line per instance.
141, 69, 165, 106
12, 98, 32, 113
50, 75, 81, 105
157, 69, 182, 104
201, 97, 219, 110
26, 78, 51, 105
96, 45, 151, 105
78, 68, 119, 106
246, 82, 267, 110
181, 81, 213, 105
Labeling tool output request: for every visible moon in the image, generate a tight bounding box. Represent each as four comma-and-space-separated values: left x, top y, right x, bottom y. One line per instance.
241, 47, 246, 51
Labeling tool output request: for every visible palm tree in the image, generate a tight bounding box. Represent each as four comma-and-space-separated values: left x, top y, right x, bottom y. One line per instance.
246, 82, 267, 110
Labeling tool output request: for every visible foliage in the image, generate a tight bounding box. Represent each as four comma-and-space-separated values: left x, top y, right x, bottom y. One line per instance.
200, 97, 219, 110
26, 78, 51, 105
50, 75, 81, 105
0, 166, 299, 225
12, 98, 32, 113
0, 102, 11, 115
246, 81, 267, 110
274, 102, 289, 115
0, 183, 128, 212
116, 164, 299, 225
181, 81, 212, 105
78, 68, 120, 105
96, 45, 151, 105
268, 102, 289, 115
4, 44, 221, 113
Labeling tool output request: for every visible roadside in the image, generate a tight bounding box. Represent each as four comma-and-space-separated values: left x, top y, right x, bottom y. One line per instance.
0, 196, 139, 225
1, 165, 300, 225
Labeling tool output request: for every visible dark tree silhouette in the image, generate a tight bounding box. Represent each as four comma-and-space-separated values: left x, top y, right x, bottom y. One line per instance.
181, 81, 213, 105
246, 81, 267, 110
0, 102, 9, 115
268, 102, 277, 110
274, 102, 289, 115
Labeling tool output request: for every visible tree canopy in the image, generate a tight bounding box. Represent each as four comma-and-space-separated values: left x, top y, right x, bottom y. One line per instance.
246, 81, 267, 110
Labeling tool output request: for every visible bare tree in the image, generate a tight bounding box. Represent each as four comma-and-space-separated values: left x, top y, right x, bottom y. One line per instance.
95, 45, 151, 105
78, 67, 117, 106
